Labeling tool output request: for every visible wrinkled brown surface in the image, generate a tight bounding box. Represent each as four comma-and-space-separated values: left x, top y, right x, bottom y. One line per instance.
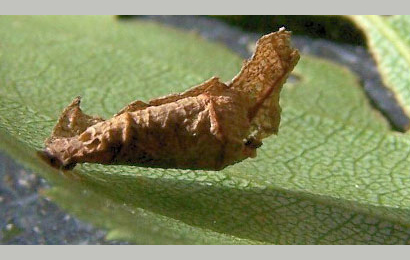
43, 29, 300, 170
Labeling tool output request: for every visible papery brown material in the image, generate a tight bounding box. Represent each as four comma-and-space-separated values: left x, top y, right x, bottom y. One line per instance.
42, 28, 300, 170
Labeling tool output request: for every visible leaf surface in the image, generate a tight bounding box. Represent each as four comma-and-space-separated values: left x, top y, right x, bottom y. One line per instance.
1, 16, 410, 244
350, 15, 410, 127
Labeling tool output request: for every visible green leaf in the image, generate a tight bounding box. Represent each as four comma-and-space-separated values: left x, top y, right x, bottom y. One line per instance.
350, 15, 410, 128
1, 16, 410, 244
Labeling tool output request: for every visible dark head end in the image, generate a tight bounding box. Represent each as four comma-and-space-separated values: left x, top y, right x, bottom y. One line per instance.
36, 150, 76, 170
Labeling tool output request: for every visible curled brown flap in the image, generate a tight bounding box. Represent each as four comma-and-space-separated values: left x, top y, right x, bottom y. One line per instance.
42, 29, 300, 170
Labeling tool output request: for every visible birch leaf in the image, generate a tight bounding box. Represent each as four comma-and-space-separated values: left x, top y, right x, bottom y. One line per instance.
1, 16, 410, 244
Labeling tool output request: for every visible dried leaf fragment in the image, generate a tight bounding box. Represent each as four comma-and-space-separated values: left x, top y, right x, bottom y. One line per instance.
42, 29, 300, 170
